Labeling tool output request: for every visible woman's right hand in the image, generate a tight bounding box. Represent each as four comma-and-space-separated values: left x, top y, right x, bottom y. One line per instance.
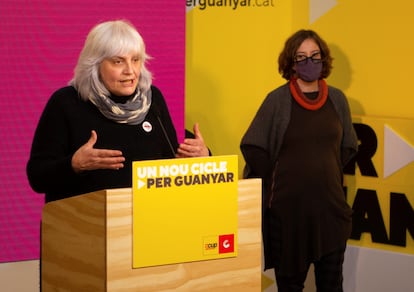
71, 130, 125, 173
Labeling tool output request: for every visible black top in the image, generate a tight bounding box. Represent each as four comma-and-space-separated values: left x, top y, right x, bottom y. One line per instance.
241, 83, 358, 272
268, 97, 352, 276
27, 85, 179, 202
242, 96, 353, 276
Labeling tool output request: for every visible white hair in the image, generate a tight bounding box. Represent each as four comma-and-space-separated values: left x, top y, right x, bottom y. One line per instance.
70, 19, 152, 101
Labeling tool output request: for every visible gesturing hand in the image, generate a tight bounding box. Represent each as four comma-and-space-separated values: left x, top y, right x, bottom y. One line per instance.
71, 130, 125, 173
176, 123, 209, 158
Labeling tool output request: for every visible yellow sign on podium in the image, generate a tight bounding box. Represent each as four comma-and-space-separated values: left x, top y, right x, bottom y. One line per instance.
132, 155, 238, 268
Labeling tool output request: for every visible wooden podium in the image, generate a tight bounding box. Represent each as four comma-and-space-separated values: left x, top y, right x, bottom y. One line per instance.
41, 179, 262, 291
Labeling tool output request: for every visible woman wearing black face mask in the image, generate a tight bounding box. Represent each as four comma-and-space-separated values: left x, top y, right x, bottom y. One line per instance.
240, 29, 358, 292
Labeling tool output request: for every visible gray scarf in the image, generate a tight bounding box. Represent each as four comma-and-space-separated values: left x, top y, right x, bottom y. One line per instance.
89, 88, 152, 125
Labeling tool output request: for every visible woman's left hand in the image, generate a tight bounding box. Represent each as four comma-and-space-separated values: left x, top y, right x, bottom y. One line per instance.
176, 123, 210, 158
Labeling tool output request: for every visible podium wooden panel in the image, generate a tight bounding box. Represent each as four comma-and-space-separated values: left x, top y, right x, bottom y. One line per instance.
41, 179, 262, 291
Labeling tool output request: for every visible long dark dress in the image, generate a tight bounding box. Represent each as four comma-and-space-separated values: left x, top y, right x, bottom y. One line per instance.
268, 98, 352, 276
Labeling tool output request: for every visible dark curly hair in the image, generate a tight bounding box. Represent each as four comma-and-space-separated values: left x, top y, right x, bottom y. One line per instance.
278, 29, 333, 80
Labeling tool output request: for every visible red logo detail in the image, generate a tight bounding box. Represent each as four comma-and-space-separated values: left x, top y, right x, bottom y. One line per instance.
218, 234, 234, 253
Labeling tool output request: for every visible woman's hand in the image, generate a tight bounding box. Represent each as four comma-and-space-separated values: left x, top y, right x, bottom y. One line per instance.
176, 123, 210, 158
71, 130, 125, 173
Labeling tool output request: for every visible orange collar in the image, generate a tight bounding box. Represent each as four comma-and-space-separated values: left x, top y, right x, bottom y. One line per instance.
289, 78, 328, 110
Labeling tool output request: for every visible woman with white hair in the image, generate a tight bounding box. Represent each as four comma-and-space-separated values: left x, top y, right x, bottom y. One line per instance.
27, 19, 209, 202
